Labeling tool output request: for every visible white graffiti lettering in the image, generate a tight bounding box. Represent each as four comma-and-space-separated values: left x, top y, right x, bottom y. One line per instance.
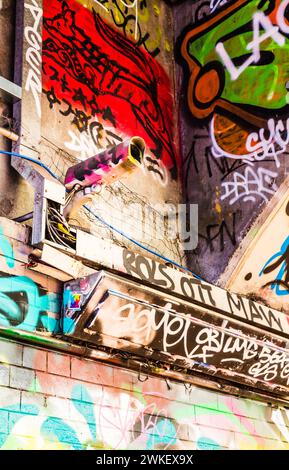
211, 116, 289, 169
220, 166, 278, 205
64, 124, 124, 160
122, 249, 289, 335
216, 2, 287, 81
24, 0, 42, 118
210, 0, 227, 13
277, 0, 289, 35
246, 118, 289, 168
93, 0, 109, 13
187, 324, 259, 363
249, 348, 289, 383
119, 0, 139, 40
96, 300, 289, 386
64, 129, 99, 160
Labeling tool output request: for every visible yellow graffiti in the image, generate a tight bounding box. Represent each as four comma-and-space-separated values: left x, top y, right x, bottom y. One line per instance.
165, 40, 171, 52
73, 0, 163, 54
153, 4, 160, 16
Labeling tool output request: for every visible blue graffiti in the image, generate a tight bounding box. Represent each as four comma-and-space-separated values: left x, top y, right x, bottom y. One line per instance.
71, 384, 97, 441
40, 385, 98, 449
0, 383, 182, 450
41, 417, 82, 450
0, 226, 61, 332
259, 236, 289, 296
197, 436, 220, 450
0, 276, 60, 332
0, 404, 39, 448
146, 419, 177, 449
31, 385, 97, 450
0, 227, 14, 268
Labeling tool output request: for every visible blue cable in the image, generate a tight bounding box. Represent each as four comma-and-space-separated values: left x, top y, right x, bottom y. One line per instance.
0, 149, 59, 180
84, 205, 204, 281
0, 149, 204, 281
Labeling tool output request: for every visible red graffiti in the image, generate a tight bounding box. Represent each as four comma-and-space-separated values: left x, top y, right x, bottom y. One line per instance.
42, 0, 179, 179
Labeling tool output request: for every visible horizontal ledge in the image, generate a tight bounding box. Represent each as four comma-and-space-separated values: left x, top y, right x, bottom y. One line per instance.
0, 76, 22, 100
0, 325, 289, 407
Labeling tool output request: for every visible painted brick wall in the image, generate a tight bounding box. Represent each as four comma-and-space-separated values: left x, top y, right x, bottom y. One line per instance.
0, 337, 288, 450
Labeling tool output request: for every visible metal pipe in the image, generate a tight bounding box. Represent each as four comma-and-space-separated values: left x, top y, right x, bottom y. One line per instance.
13, 211, 33, 223
0, 126, 19, 142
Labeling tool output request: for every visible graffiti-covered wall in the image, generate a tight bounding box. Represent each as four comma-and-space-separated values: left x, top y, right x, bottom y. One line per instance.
225, 184, 289, 312
0, 337, 288, 450
174, 0, 289, 282
0, 218, 61, 333
3, 0, 289, 452
13, 0, 182, 263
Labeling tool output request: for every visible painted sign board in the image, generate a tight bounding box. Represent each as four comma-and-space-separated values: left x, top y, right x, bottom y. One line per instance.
63, 270, 289, 396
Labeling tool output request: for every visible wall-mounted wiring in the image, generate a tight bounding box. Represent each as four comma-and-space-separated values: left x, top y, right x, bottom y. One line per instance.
0, 149, 204, 282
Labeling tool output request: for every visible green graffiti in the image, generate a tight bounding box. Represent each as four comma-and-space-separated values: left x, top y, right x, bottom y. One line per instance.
185, 0, 289, 113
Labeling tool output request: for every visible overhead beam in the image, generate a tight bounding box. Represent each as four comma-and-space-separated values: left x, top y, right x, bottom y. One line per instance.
0, 76, 22, 100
